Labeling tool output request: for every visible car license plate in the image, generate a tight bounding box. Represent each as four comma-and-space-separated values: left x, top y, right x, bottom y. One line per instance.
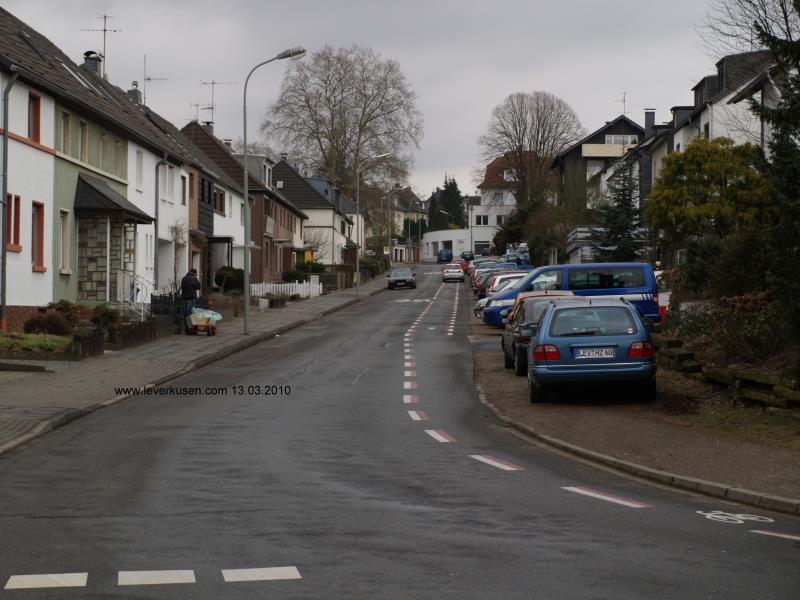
575, 348, 615, 359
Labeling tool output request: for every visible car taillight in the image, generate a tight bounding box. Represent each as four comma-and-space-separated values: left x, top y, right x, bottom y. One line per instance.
533, 344, 561, 361
659, 305, 668, 320
628, 341, 654, 358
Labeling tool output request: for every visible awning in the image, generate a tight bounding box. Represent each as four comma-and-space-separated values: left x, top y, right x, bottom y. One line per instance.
74, 173, 154, 224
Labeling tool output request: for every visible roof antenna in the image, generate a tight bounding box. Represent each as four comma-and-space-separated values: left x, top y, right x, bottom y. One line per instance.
142, 54, 168, 106
199, 80, 237, 123
79, 12, 121, 78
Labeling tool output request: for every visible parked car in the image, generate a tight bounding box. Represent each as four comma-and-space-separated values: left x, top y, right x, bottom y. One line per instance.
488, 272, 524, 295
482, 263, 660, 327
461, 251, 475, 262
442, 263, 465, 282
527, 297, 657, 402
477, 270, 518, 298
437, 249, 454, 263
501, 295, 577, 376
387, 268, 417, 289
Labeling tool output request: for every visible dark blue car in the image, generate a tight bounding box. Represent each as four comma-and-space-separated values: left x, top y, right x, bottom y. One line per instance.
482, 263, 660, 327
527, 297, 657, 402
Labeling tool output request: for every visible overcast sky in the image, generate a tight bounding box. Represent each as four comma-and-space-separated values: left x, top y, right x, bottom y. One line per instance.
5, 0, 718, 198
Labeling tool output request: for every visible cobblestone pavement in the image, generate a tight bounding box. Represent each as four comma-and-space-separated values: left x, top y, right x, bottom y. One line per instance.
0, 277, 388, 453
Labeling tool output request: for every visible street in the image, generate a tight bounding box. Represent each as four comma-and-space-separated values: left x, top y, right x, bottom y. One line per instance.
0, 270, 798, 599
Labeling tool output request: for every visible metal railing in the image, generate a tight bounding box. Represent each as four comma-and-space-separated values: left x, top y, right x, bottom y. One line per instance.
116, 270, 155, 321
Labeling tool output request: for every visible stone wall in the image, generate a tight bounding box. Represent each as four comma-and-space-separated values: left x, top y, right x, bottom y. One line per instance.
77, 215, 125, 302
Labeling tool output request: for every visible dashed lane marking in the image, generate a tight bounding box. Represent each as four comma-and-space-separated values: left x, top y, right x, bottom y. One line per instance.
749, 530, 800, 542
469, 455, 525, 471
118, 570, 196, 586
408, 410, 429, 421
403, 394, 419, 404
221, 566, 301, 582
562, 486, 651, 508
404, 370, 416, 377
425, 429, 456, 443
404, 361, 416, 367
403, 381, 418, 389
5, 573, 88, 590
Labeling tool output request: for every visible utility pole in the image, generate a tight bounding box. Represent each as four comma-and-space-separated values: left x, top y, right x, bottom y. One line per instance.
200, 80, 236, 123
79, 12, 121, 77
142, 55, 167, 106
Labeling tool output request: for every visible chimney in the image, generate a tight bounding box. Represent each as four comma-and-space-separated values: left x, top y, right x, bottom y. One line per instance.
127, 81, 143, 104
82, 50, 102, 74
644, 109, 656, 137
279, 152, 288, 162
201, 121, 214, 134
222, 138, 234, 150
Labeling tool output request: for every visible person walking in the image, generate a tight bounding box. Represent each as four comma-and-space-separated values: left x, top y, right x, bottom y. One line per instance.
180, 268, 201, 335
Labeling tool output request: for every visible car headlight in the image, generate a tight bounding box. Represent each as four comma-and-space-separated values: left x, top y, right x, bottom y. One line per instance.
494, 299, 515, 307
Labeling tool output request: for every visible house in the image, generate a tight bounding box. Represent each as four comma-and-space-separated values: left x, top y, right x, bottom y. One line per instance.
474, 152, 527, 254
551, 115, 645, 209
0, 8, 202, 327
272, 159, 352, 265
669, 50, 773, 152
304, 177, 364, 264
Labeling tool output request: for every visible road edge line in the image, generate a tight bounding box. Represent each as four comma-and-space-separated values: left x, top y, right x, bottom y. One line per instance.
472, 378, 800, 517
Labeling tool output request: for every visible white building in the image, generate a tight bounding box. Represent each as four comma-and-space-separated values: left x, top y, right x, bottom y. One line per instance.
473, 153, 522, 254
421, 229, 469, 262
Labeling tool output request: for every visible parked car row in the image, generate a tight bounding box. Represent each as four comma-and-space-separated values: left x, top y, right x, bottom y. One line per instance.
469, 260, 661, 403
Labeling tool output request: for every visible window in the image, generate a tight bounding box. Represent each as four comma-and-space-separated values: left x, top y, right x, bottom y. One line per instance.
99, 134, 106, 171
79, 122, 88, 162
340, 220, 345, 234
27, 93, 40, 143
475, 214, 488, 226
550, 306, 636, 337
213, 189, 225, 214
58, 209, 70, 272
181, 175, 187, 206
703, 123, 710, 139
503, 169, 516, 182
61, 112, 71, 153
5, 194, 21, 251
31, 201, 45, 272
496, 214, 504, 225
528, 269, 563, 291
114, 138, 122, 175
227, 194, 232, 216
167, 166, 175, 201
605, 134, 638, 145
567, 267, 645, 291
135, 150, 144, 189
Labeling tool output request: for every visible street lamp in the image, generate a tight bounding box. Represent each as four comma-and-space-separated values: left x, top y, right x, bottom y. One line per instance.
354, 152, 392, 295
242, 46, 306, 335
439, 209, 454, 225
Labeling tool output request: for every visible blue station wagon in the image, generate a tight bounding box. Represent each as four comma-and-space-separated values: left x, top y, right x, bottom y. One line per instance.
527, 297, 657, 402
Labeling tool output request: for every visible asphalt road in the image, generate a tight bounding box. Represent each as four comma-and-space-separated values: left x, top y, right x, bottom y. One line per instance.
0, 267, 798, 599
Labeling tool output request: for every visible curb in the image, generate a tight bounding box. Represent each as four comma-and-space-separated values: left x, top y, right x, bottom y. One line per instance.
473, 380, 800, 517
0, 285, 386, 459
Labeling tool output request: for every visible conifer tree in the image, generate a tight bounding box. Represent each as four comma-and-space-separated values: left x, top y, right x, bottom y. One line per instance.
590, 159, 644, 261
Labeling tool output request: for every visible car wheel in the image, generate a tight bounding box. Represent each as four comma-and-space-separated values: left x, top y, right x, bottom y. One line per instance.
514, 347, 527, 376
528, 377, 540, 403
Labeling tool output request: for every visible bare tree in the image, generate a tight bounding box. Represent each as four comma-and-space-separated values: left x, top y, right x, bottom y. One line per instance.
262, 44, 423, 197
302, 228, 329, 261
479, 91, 583, 208
701, 0, 799, 55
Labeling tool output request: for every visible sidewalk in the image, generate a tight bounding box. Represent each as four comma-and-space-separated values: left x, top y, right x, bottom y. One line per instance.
0, 277, 387, 456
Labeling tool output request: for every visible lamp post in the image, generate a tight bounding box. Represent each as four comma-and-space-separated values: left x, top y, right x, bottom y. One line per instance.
242, 46, 306, 335
354, 152, 391, 295
439, 209, 454, 225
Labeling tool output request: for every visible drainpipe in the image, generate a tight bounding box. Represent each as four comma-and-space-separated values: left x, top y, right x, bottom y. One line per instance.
153, 153, 168, 293
1, 68, 20, 332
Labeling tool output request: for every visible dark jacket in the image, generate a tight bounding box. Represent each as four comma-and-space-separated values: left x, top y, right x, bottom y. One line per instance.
180, 272, 201, 300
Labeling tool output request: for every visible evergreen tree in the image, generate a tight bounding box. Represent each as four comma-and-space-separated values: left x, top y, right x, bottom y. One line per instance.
427, 176, 466, 230
590, 159, 644, 261
750, 1, 800, 335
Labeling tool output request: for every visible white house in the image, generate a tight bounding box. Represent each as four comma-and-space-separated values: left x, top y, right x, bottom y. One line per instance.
0, 74, 55, 329
473, 153, 521, 255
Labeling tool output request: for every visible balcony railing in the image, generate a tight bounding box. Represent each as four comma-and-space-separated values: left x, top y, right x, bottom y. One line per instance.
264, 215, 275, 237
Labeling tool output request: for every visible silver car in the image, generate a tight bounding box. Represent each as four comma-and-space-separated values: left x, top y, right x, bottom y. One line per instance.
442, 263, 464, 282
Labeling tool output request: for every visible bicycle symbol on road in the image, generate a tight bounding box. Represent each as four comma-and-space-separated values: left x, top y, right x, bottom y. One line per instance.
696, 510, 775, 524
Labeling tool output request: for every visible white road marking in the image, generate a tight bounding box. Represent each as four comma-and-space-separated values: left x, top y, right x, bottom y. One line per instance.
403, 394, 419, 403
428, 327, 436, 330
222, 566, 301, 582
118, 570, 196, 586
750, 530, 800, 542
393, 299, 411, 303
5, 573, 88, 590
404, 354, 414, 360
404, 370, 416, 377
408, 410, 428, 421
425, 429, 456, 443
403, 381, 417, 389
562, 486, 650, 508
404, 361, 416, 367
469, 455, 524, 471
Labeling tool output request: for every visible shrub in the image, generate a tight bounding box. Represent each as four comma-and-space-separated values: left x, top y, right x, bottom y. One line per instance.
214, 266, 244, 292
0, 333, 72, 352
289, 294, 301, 301
23, 314, 46, 334
90, 303, 120, 331
47, 300, 83, 327
295, 260, 325, 273
43, 312, 73, 336
282, 270, 309, 282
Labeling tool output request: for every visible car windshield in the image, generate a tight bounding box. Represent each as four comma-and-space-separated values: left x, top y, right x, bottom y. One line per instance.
550, 306, 637, 337
391, 269, 412, 277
